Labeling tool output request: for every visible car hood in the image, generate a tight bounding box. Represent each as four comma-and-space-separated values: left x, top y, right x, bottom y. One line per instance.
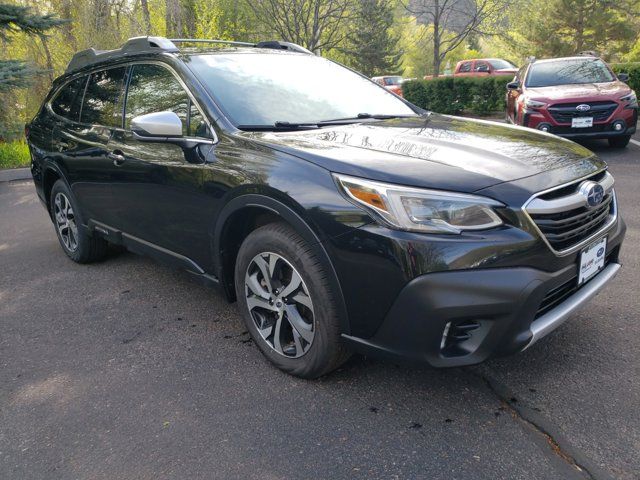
241, 114, 604, 194
526, 81, 631, 103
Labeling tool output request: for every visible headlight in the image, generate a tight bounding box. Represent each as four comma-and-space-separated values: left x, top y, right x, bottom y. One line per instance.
524, 98, 546, 109
334, 174, 504, 234
620, 91, 638, 107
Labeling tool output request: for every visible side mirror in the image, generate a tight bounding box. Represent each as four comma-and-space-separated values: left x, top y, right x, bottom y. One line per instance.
131, 111, 183, 139
506, 81, 521, 91
618, 73, 629, 83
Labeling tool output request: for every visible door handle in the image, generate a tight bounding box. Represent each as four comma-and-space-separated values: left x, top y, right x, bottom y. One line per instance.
108, 150, 126, 166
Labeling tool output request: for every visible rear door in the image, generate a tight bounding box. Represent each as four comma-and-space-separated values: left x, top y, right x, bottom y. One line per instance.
53, 67, 128, 226
106, 62, 216, 269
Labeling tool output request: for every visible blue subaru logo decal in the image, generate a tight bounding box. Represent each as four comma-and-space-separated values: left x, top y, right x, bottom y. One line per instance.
597, 247, 605, 257
579, 181, 605, 208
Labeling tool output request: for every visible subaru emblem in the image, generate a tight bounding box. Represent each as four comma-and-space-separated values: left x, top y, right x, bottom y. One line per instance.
578, 181, 605, 208
576, 104, 591, 112
597, 247, 605, 257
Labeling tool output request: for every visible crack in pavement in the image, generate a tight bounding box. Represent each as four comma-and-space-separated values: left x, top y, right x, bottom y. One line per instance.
468, 366, 616, 480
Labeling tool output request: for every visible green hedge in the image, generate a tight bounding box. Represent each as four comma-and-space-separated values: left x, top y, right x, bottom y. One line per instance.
611, 62, 640, 93
0, 141, 30, 169
402, 76, 510, 115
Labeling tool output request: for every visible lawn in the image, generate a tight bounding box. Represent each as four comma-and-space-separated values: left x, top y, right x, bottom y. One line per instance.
0, 141, 30, 169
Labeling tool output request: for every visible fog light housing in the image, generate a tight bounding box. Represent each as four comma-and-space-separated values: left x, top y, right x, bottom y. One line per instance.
612, 120, 625, 131
537, 123, 552, 132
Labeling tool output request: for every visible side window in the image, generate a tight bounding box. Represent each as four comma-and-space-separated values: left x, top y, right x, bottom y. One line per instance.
125, 64, 211, 138
475, 61, 490, 72
51, 76, 87, 121
81, 67, 127, 127
459, 62, 472, 73
125, 64, 189, 135
189, 104, 208, 137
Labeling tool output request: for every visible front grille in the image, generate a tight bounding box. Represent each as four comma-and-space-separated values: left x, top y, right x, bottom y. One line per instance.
548, 101, 618, 124
525, 171, 616, 252
530, 194, 613, 251
535, 252, 613, 318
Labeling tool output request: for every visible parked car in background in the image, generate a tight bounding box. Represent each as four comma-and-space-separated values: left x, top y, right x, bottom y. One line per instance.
372, 75, 404, 96
453, 58, 518, 77
506, 55, 638, 148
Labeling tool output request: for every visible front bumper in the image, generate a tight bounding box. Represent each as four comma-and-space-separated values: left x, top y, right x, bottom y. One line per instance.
524, 106, 638, 139
340, 226, 625, 368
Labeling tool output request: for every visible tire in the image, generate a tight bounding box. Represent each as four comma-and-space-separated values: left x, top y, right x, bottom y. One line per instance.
608, 135, 631, 149
50, 179, 108, 263
234, 222, 350, 378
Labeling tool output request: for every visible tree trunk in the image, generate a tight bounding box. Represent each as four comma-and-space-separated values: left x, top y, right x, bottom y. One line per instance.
575, 3, 585, 53
141, 0, 152, 34
38, 34, 54, 83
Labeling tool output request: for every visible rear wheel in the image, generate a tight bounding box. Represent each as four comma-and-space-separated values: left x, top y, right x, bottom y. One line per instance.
50, 180, 108, 263
608, 135, 631, 149
234, 222, 350, 378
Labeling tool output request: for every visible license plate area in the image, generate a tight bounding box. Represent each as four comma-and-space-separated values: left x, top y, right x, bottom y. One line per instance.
579, 237, 607, 285
572, 117, 593, 128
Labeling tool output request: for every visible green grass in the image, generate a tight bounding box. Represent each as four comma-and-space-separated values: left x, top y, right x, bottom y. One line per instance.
0, 141, 30, 169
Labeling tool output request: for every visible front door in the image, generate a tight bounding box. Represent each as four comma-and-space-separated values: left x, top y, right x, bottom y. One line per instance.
106, 63, 216, 269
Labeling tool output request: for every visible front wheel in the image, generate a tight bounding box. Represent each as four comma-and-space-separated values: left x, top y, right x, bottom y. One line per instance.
234, 222, 350, 378
608, 135, 631, 149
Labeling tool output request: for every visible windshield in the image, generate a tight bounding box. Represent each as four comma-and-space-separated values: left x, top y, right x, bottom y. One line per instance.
488, 59, 516, 70
187, 53, 415, 128
526, 58, 615, 87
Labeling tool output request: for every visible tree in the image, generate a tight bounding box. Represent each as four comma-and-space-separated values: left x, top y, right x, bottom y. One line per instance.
0, 3, 65, 139
341, 0, 402, 76
246, 0, 352, 53
499, 0, 639, 61
404, 0, 510, 75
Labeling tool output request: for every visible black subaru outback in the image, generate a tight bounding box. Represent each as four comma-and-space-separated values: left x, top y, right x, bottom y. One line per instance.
26, 37, 625, 378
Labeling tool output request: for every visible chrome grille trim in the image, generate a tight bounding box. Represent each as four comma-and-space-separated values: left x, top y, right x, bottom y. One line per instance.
522, 169, 618, 256
526, 171, 614, 214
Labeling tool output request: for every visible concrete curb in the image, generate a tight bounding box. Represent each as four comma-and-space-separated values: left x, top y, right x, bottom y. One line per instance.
0, 168, 31, 183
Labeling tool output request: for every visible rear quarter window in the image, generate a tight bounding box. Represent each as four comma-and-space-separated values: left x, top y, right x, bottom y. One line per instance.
458, 62, 472, 73
50, 76, 87, 121
80, 67, 127, 127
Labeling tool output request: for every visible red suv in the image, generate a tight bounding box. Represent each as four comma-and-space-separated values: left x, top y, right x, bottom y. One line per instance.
506, 55, 638, 148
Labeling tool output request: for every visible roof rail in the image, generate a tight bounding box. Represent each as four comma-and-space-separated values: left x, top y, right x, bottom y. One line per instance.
170, 38, 255, 47
65, 36, 178, 73
65, 36, 313, 74
172, 38, 313, 55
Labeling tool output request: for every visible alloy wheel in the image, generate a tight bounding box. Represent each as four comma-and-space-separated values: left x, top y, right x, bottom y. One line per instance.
54, 192, 79, 252
244, 252, 315, 358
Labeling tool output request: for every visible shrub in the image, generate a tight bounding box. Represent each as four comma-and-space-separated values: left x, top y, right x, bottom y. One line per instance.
0, 140, 30, 169
403, 75, 510, 116
611, 62, 640, 93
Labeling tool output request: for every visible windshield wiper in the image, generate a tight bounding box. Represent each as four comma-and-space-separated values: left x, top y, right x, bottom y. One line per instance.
237, 121, 321, 131
237, 113, 422, 132
317, 113, 419, 125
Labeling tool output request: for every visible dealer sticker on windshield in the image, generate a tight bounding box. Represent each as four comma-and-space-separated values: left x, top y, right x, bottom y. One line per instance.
572, 117, 593, 128
579, 237, 607, 285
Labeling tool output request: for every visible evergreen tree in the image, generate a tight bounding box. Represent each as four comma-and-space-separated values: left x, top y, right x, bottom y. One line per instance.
342, 0, 402, 77
0, 4, 65, 92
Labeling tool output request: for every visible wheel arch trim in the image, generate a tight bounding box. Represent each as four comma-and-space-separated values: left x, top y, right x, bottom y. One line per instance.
213, 194, 351, 335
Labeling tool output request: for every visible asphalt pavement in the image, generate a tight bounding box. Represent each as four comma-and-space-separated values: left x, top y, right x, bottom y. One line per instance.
1, 138, 639, 480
